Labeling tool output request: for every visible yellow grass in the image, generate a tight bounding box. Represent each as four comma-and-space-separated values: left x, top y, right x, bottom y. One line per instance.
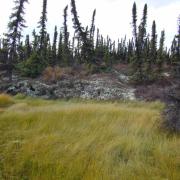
0, 96, 179, 179
0, 94, 14, 107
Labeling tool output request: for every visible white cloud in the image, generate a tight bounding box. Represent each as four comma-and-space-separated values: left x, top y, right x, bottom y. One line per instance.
0, 0, 179, 48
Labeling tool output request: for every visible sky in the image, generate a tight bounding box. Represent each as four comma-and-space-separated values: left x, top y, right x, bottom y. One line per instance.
0, 0, 179, 48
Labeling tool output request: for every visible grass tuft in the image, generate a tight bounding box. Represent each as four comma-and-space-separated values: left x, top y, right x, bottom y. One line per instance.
0, 94, 14, 107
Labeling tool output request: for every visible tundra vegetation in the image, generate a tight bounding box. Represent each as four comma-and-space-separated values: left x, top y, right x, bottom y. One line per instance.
0, 0, 180, 179
0, 94, 179, 179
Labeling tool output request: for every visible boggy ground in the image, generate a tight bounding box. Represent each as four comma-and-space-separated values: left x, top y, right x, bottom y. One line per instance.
0, 95, 179, 179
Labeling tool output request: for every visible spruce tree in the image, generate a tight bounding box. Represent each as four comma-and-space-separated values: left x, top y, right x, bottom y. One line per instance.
171, 15, 180, 76
145, 21, 157, 81
6, 0, 28, 81
157, 30, 165, 76
32, 29, 39, 52
120, 38, 123, 61
139, 4, 148, 42
71, 0, 93, 64
103, 36, 110, 66
131, 3, 148, 82
138, 3, 148, 75
132, 2, 137, 42
131, 2, 140, 79
46, 33, 52, 65
122, 36, 127, 62
71, 32, 76, 59
175, 16, 180, 64
140, 4, 148, 41
90, 9, 96, 46
63, 6, 69, 50
127, 39, 134, 63
25, 35, 31, 59
95, 28, 100, 50
51, 26, 58, 66
38, 0, 48, 57
17, 41, 25, 62
62, 5, 70, 65
57, 31, 63, 65
0, 39, 9, 64
76, 36, 81, 64
178, 16, 180, 58
144, 35, 151, 78
150, 21, 157, 65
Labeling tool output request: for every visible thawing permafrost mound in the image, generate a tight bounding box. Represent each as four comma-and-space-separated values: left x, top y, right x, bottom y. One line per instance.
2, 73, 136, 100
80, 78, 136, 100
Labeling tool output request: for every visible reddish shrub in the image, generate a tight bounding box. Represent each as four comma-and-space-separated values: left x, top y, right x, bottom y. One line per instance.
43, 66, 63, 83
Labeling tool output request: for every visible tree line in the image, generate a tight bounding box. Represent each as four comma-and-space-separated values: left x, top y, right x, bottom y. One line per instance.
0, 0, 179, 83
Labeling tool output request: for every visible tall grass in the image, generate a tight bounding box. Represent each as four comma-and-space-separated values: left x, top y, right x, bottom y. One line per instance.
0, 97, 179, 179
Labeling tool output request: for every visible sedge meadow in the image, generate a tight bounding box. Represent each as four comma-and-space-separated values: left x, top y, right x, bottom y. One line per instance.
0, 94, 179, 179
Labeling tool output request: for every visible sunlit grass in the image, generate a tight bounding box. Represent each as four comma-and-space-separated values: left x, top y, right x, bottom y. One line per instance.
0, 96, 179, 179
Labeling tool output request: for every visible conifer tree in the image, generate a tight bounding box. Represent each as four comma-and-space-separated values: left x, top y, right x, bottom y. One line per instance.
103, 36, 110, 66
95, 28, 100, 50
150, 21, 157, 65
145, 21, 157, 81
178, 16, 180, 58
139, 4, 147, 42
63, 6, 69, 50
46, 33, 52, 65
6, 0, 28, 80
90, 9, 96, 46
157, 30, 165, 76
122, 36, 127, 62
32, 29, 39, 52
0, 39, 9, 64
25, 34, 31, 59
57, 31, 63, 65
144, 35, 151, 74
76, 36, 81, 64
62, 5, 70, 65
71, 32, 76, 58
138, 3, 147, 71
171, 15, 180, 76
71, 0, 93, 64
131, 3, 148, 82
175, 16, 180, 63
17, 41, 25, 62
127, 39, 134, 63
117, 39, 123, 61
132, 2, 137, 43
131, 2, 141, 79
51, 26, 58, 66
38, 0, 48, 57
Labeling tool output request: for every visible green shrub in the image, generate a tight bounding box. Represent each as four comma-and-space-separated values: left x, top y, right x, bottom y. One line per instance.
17, 53, 46, 78
14, 93, 26, 100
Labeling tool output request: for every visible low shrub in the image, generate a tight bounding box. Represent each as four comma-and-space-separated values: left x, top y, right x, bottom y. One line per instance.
43, 66, 63, 83
0, 94, 14, 107
163, 103, 180, 133
14, 93, 27, 100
